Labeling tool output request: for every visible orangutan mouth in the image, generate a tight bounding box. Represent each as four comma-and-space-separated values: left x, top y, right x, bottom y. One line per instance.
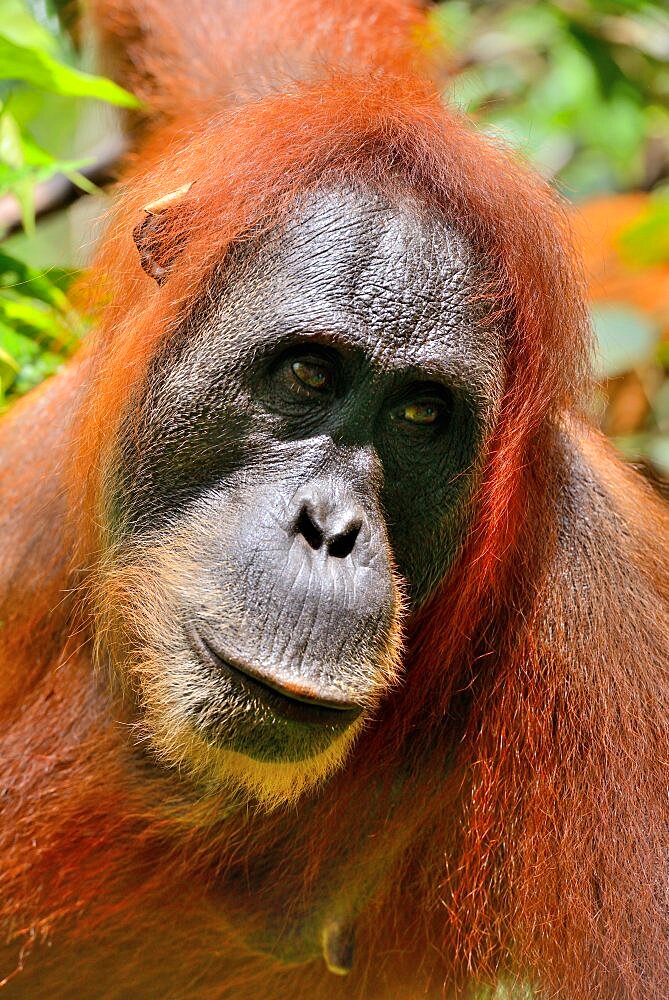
186, 625, 362, 727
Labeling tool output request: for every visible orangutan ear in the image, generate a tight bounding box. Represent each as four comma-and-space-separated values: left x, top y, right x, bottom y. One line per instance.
133, 182, 194, 284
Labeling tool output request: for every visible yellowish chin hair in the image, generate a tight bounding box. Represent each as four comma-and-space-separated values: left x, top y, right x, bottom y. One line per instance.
135, 702, 366, 811
93, 528, 405, 811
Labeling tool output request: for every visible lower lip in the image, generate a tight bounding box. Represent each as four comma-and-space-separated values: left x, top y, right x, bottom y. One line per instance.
186, 628, 362, 728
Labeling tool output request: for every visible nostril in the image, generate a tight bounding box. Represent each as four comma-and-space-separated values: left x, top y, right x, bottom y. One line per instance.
327, 522, 361, 559
296, 505, 324, 551
292, 492, 363, 559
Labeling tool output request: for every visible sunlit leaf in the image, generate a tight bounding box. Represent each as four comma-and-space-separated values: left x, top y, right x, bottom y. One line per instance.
0, 322, 39, 363
0, 293, 60, 333
0, 34, 139, 106
0, 106, 24, 167
0, 0, 57, 53
0, 155, 89, 191
0, 250, 71, 308
0, 337, 19, 394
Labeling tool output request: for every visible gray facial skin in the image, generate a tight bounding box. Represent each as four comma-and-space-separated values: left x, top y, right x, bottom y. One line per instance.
111, 186, 504, 765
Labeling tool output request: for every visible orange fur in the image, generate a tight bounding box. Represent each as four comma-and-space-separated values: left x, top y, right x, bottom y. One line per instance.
0, 2, 667, 997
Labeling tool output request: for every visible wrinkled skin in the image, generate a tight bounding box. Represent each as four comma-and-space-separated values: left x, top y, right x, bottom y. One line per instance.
108, 186, 503, 780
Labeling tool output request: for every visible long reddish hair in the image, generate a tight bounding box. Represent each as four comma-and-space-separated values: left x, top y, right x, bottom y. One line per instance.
0, 2, 666, 997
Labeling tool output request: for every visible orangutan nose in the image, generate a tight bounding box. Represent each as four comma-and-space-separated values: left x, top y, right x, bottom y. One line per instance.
292, 487, 364, 560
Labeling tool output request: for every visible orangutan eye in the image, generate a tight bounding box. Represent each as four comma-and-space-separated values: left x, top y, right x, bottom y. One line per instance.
399, 401, 440, 425
389, 383, 453, 432
290, 359, 333, 394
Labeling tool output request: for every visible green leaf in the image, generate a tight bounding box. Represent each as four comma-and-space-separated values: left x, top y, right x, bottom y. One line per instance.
0, 34, 139, 107
591, 303, 659, 378
0, 336, 20, 394
0, 322, 40, 363
0, 242, 84, 395
0, 155, 90, 191
0, 250, 70, 308
0, 106, 24, 168
9, 178, 35, 234
0, 250, 69, 305
0, 293, 59, 334
65, 169, 99, 196
0, 0, 58, 53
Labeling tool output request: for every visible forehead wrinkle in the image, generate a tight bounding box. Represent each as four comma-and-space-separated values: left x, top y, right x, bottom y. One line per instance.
259, 193, 493, 371
194, 187, 502, 402
352, 211, 471, 362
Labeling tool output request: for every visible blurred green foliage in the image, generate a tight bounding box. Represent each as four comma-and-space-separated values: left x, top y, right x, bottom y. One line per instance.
0, 0, 136, 409
0, 0, 135, 232
435, 0, 669, 473
431, 0, 669, 196
1, 0, 668, 476
0, 247, 82, 400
